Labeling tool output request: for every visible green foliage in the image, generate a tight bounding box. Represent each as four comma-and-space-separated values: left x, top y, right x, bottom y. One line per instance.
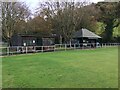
95, 2, 119, 42
115, 2, 120, 18
96, 22, 120, 40
96, 2, 117, 22
113, 25, 120, 37
3, 47, 118, 88
95, 22, 105, 36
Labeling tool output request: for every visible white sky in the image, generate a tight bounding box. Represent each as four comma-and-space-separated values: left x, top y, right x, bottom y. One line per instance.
20, 0, 104, 13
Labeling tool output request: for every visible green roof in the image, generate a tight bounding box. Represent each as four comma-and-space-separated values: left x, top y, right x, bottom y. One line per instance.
73, 28, 101, 39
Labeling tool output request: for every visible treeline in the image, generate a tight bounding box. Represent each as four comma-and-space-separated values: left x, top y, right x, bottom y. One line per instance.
2, 1, 120, 45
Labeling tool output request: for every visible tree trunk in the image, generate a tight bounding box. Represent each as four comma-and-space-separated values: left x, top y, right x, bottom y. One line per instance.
104, 20, 114, 42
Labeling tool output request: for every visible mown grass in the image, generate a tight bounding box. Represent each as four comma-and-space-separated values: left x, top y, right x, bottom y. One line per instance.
2, 47, 118, 88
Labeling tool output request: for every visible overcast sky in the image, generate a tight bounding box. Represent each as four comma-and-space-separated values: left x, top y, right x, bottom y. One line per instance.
20, 0, 104, 13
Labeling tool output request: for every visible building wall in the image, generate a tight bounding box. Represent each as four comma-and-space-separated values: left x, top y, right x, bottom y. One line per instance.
10, 35, 22, 46
22, 36, 36, 46
42, 38, 55, 46
11, 35, 56, 46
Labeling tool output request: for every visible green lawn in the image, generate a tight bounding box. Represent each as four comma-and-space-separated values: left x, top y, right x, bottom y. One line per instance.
2, 47, 118, 88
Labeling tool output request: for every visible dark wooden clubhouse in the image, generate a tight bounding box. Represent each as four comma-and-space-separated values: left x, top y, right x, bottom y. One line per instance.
10, 34, 55, 46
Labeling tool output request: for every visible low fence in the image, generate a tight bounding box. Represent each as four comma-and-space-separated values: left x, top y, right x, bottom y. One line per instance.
0, 43, 120, 56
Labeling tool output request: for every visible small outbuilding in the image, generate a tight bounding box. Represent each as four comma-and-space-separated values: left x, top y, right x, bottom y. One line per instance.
73, 28, 101, 47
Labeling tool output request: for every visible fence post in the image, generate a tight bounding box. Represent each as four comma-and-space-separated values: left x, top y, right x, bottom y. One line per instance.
7, 47, 10, 55
48, 46, 49, 51
17, 47, 19, 53
74, 44, 76, 49
79, 44, 81, 49
65, 44, 66, 51
26, 47, 27, 54
34, 46, 36, 52
54, 45, 55, 52
42, 46, 43, 52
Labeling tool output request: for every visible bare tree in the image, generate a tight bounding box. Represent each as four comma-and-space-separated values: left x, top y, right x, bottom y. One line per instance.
37, 1, 91, 44
2, 2, 30, 46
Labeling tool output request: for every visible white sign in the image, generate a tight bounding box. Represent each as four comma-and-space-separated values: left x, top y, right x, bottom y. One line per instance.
23, 43, 26, 46
33, 40, 35, 43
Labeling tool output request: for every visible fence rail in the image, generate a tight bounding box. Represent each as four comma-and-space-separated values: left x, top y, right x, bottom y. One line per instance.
0, 43, 120, 56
